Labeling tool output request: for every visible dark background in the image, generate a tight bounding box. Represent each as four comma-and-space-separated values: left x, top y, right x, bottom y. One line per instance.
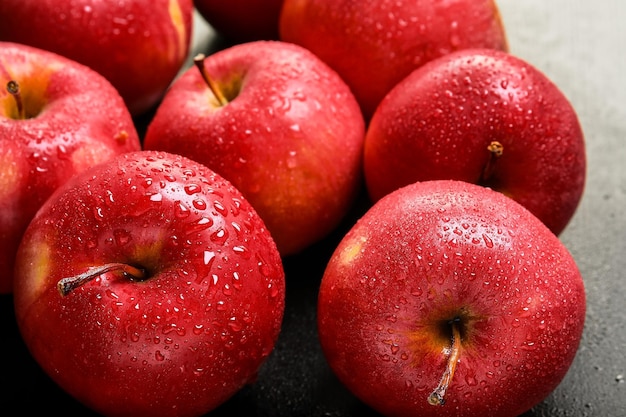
2, 1, 625, 416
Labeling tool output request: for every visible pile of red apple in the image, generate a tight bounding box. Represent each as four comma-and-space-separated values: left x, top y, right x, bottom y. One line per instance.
0, 1, 587, 417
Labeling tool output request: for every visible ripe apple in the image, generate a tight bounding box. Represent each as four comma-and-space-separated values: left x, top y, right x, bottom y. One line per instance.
143, 40, 366, 256
0, 41, 142, 294
279, 0, 508, 119
317, 179, 586, 417
194, 0, 283, 42
0, 0, 194, 116
363, 48, 586, 236
13, 150, 286, 417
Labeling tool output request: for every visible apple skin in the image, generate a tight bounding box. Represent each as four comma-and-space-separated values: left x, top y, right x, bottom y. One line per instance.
0, 0, 193, 116
0, 41, 141, 294
13, 150, 286, 417
279, 0, 508, 119
318, 179, 586, 417
194, 0, 283, 42
143, 40, 366, 256
363, 48, 586, 236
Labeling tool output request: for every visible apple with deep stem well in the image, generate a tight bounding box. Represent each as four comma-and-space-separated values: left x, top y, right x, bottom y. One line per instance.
318, 180, 586, 417
0, 41, 141, 294
0, 0, 193, 116
280, 0, 508, 119
363, 48, 586, 236
194, 0, 283, 42
13, 150, 286, 417
143, 41, 366, 256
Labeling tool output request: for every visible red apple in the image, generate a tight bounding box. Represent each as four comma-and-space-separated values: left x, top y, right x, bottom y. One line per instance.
194, 0, 283, 42
0, 41, 141, 294
279, 0, 508, 119
318, 179, 586, 417
13, 150, 286, 417
363, 48, 586, 236
143, 40, 366, 256
0, 0, 194, 116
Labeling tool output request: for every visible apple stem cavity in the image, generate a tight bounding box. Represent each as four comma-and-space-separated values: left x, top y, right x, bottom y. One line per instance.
6, 80, 26, 119
57, 263, 147, 296
428, 317, 463, 406
193, 53, 229, 107
479, 141, 504, 185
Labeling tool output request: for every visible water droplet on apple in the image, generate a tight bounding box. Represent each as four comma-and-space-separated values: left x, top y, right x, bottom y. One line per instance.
210, 228, 228, 245
175, 201, 191, 218
465, 374, 478, 386
213, 200, 228, 216
192, 198, 207, 210
482, 234, 494, 248
155, 350, 165, 361
184, 184, 201, 195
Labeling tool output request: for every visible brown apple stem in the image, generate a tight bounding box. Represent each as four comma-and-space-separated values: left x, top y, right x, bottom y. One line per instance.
6, 80, 26, 119
57, 263, 146, 296
427, 318, 462, 406
479, 141, 504, 184
193, 53, 228, 106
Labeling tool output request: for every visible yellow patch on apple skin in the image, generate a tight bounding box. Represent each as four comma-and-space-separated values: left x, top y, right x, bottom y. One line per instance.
18, 239, 53, 304
71, 141, 115, 173
338, 234, 368, 266
0, 149, 25, 200
168, 0, 188, 63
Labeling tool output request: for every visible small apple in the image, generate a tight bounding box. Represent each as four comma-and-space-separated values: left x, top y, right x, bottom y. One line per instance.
363, 48, 586, 236
0, 0, 194, 116
0, 41, 142, 294
317, 179, 586, 417
279, 0, 508, 119
194, 0, 283, 42
143, 40, 366, 256
13, 150, 286, 417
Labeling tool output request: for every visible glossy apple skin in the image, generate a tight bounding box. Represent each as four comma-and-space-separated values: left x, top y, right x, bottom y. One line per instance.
0, 0, 193, 116
280, 0, 508, 119
13, 151, 285, 417
318, 180, 586, 417
194, 0, 283, 42
144, 41, 366, 256
364, 49, 586, 236
0, 42, 141, 294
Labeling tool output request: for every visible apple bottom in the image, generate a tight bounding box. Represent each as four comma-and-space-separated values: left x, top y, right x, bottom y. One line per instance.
317, 181, 586, 417
16, 273, 279, 417
320, 282, 583, 417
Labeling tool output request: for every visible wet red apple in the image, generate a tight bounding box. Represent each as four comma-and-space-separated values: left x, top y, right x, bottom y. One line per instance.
280, 0, 508, 119
0, 41, 141, 294
13, 150, 286, 417
318, 179, 586, 417
364, 48, 586, 236
0, 0, 194, 116
143, 41, 366, 256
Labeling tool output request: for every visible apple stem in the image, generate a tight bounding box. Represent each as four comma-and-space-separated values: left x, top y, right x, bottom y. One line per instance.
428, 318, 462, 406
6, 80, 26, 119
480, 141, 504, 184
57, 263, 146, 296
193, 53, 229, 107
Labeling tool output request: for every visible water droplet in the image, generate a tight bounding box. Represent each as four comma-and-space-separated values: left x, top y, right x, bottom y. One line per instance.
193, 198, 207, 210
184, 184, 201, 195
175, 201, 191, 218
210, 228, 228, 245
155, 350, 165, 361
482, 234, 494, 248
